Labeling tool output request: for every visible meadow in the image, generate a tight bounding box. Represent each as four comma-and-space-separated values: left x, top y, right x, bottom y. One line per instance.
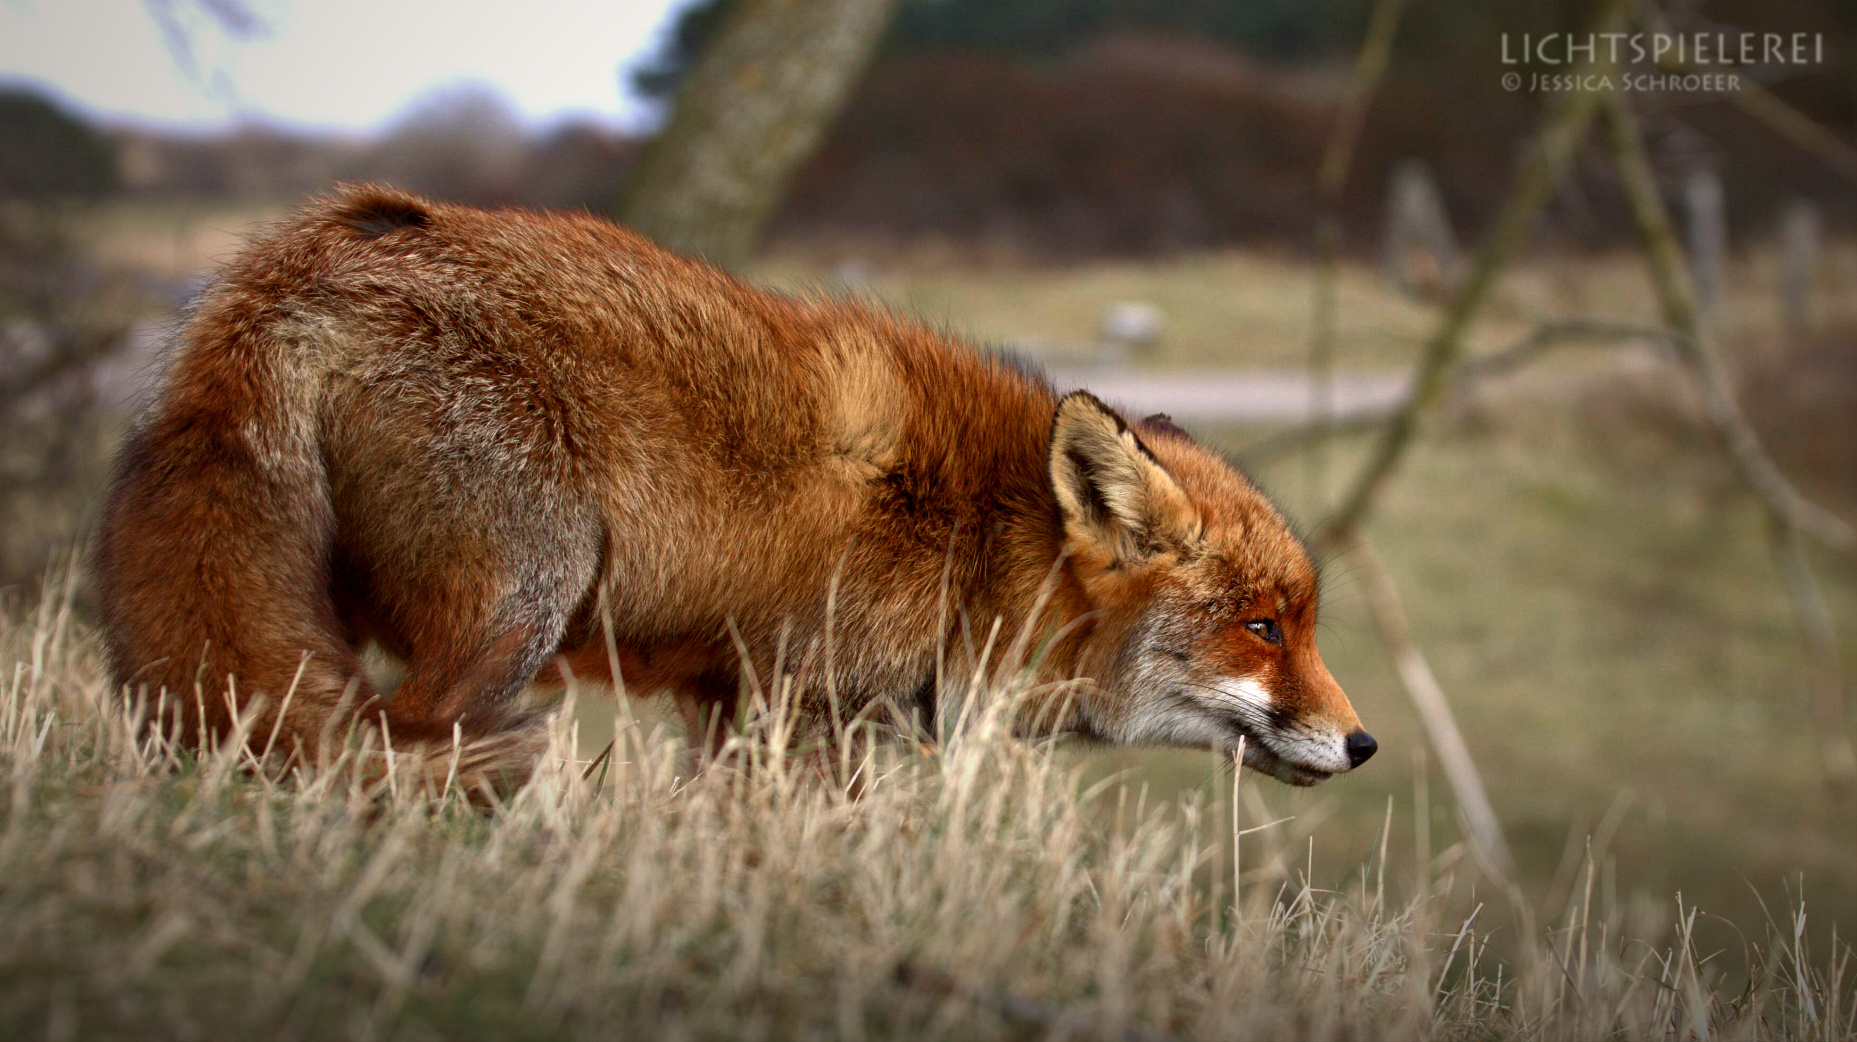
3, 198, 1855, 1038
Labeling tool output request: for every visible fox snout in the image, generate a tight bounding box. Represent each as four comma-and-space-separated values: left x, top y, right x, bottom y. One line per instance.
1254, 654, 1375, 785
1215, 662, 1374, 786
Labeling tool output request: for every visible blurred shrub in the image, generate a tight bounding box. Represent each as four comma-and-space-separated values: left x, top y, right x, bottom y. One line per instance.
1742, 322, 1857, 514
635, 0, 1371, 98
0, 89, 118, 200
117, 125, 365, 198
520, 123, 639, 214
778, 41, 1328, 253
631, 0, 740, 100
116, 87, 638, 213
0, 204, 143, 588
775, 23, 1856, 255
363, 85, 529, 205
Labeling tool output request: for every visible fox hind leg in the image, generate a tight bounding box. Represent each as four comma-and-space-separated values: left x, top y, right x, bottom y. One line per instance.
673, 667, 742, 769
367, 533, 603, 791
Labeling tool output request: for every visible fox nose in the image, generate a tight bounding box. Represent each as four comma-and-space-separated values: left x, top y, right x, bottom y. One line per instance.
1345, 731, 1378, 768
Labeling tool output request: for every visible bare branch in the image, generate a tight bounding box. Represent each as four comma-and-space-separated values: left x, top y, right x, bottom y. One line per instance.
1306, 0, 1408, 508
1316, 0, 1408, 200
1724, 83, 1857, 187
1350, 537, 1514, 878
1637, 13, 1857, 188
1245, 319, 1675, 465
1311, 0, 1631, 555
141, 0, 267, 87
1600, 93, 1854, 552
1604, 88, 1856, 782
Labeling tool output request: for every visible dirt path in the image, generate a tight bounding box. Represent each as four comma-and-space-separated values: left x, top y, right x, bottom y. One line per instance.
1048, 366, 1409, 423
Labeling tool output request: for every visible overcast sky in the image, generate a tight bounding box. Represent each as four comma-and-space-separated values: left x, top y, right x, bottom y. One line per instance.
0, 0, 698, 134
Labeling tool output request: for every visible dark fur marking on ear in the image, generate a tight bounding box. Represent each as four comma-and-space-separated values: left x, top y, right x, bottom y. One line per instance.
1056, 390, 1166, 466
1052, 390, 1121, 432
1063, 446, 1114, 528
331, 189, 432, 238
1139, 412, 1196, 443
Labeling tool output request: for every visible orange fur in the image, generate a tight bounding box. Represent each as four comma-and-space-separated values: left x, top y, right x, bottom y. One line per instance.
91, 184, 1373, 789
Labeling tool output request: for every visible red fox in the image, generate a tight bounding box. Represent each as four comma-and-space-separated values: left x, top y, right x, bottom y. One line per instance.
92, 184, 1374, 789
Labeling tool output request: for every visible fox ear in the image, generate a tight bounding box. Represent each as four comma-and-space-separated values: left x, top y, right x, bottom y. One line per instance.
1049, 391, 1196, 563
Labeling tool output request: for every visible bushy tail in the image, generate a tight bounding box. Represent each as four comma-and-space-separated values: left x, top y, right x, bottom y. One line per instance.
90, 268, 541, 791
91, 291, 376, 766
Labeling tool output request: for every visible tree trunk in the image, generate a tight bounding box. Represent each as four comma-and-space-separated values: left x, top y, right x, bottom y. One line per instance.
618, 0, 898, 270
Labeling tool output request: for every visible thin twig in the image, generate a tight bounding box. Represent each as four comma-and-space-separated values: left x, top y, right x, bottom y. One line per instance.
1599, 92, 1854, 552
1451, 318, 1669, 386
1351, 537, 1515, 878
1232, 735, 1244, 908
1306, 0, 1408, 509
1636, 16, 1857, 189
1242, 318, 1675, 465
1725, 83, 1857, 187
1316, 0, 1407, 200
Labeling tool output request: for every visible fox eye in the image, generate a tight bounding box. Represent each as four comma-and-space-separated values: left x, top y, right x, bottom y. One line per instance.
1245, 619, 1282, 645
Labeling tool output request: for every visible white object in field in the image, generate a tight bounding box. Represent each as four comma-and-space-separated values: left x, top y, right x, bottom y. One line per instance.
1381, 159, 1459, 296
830, 258, 875, 291
1683, 166, 1727, 331
1100, 301, 1164, 350
1780, 200, 1821, 340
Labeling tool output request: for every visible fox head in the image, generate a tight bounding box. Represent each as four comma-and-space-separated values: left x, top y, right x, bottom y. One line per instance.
1048, 392, 1374, 785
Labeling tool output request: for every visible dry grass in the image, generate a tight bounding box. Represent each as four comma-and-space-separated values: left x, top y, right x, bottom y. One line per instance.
3, 570, 1852, 1041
